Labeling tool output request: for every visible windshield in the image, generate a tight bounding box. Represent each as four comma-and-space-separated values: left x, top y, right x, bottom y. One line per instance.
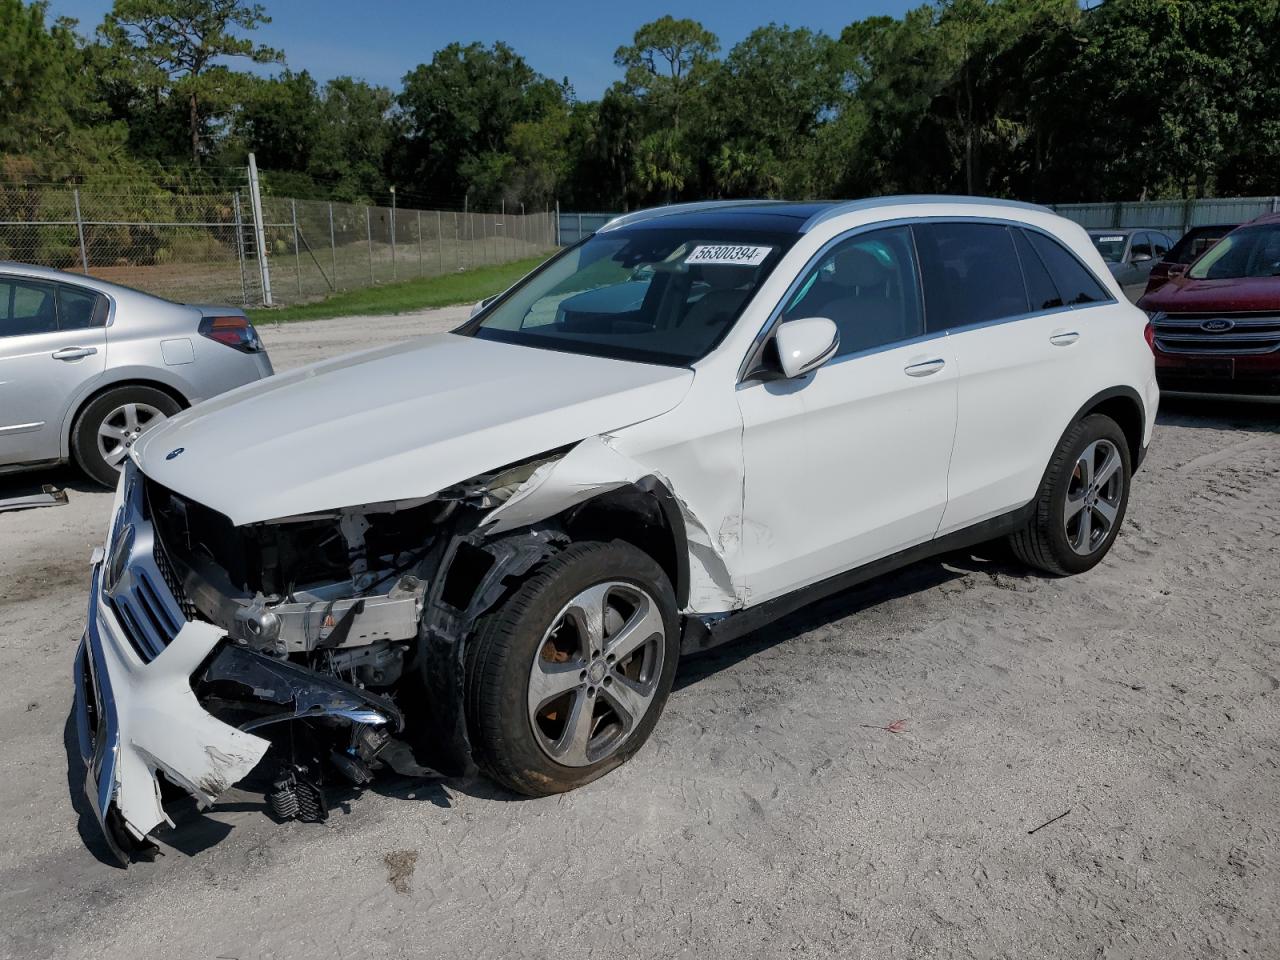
1168, 226, 1233, 265
1187, 224, 1280, 280
1089, 234, 1128, 263
460, 227, 797, 366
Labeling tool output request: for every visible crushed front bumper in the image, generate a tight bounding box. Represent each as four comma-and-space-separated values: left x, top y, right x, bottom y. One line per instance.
74, 566, 271, 863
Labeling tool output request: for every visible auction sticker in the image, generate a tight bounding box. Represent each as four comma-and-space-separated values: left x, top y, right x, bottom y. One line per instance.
686, 244, 773, 266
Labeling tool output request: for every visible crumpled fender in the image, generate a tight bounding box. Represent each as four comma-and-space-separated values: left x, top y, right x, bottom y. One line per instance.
481, 435, 740, 612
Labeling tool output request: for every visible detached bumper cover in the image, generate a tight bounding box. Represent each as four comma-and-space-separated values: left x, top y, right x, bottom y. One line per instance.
74, 567, 271, 863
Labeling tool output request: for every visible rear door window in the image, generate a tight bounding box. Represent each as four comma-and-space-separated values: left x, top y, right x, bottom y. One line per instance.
56, 284, 110, 330
0, 277, 59, 338
913, 222, 1030, 332
1024, 230, 1112, 306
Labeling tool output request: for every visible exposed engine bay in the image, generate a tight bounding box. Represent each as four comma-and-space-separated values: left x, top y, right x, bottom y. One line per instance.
145, 452, 568, 793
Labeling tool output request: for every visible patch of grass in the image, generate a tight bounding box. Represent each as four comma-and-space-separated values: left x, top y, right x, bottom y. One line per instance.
246, 253, 553, 324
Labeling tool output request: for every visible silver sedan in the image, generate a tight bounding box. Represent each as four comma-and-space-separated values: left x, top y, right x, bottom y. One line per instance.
0, 262, 273, 486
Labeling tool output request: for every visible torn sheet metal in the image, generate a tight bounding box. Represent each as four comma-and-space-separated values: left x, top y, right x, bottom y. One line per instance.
75, 583, 270, 861
481, 436, 741, 613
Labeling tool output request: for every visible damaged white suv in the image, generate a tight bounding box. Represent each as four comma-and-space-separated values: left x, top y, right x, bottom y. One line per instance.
75, 197, 1158, 861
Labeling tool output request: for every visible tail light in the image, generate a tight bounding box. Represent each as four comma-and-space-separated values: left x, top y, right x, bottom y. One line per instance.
199, 315, 263, 354
1143, 320, 1156, 353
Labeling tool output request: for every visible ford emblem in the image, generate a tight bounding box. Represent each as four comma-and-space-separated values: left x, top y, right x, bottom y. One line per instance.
1200, 318, 1234, 333
166, 447, 185, 460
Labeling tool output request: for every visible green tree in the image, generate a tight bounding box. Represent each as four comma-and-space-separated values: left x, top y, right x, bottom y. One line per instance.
0, 0, 129, 176
395, 42, 567, 206
98, 0, 282, 164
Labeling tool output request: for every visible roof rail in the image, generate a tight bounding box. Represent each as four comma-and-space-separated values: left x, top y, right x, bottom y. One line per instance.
599, 200, 785, 232
801, 195, 1055, 232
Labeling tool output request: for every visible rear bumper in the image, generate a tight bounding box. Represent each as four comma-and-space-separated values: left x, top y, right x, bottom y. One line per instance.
74, 566, 270, 863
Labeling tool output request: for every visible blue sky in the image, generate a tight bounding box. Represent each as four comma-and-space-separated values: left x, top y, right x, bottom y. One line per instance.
48, 0, 921, 99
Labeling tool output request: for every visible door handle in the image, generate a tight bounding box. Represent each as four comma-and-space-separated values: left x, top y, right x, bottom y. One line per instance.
904, 358, 946, 377
52, 346, 98, 361
1049, 331, 1080, 347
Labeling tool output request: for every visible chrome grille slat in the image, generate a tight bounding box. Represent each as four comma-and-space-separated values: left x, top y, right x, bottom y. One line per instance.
103, 466, 192, 663
1153, 312, 1280, 355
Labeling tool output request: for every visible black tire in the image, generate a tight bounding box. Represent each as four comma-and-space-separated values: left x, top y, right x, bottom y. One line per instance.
72, 385, 181, 487
1010, 413, 1132, 576
465, 540, 680, 797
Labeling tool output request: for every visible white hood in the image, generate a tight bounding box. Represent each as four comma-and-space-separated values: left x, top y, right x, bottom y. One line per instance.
133, 333, 693, 525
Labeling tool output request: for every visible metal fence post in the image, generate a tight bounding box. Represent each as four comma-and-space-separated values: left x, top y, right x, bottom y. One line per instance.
72, 188, 89, 274
232, 192, 249, 306
246, 153, 273, 307
555, 200, 561, 246
366, 206, 374, 283
328, 202, 338, 289
290, 199, 302, 299
417, 209, 423, 277
437, 210, 444, 273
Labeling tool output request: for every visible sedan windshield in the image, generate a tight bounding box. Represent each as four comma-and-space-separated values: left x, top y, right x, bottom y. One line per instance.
461, 227, 797, 366
1187, 224, 1280, 280
1089, 234, 1128, 263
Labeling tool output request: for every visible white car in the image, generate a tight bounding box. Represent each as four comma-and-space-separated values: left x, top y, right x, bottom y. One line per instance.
75, 197, 1158, 862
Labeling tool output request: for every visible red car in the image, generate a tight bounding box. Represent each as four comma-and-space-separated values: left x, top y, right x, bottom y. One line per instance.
1138, 213, 1280, 400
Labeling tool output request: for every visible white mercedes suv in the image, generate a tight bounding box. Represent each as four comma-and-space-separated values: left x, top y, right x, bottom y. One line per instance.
75, 196, 1158, 862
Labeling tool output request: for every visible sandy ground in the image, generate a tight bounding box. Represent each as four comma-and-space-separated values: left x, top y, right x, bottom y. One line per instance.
0, 310, 1277, 960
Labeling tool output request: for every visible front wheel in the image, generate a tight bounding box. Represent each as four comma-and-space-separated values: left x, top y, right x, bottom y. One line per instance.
1009, 413, 1131, 576
465, 540, 680, 797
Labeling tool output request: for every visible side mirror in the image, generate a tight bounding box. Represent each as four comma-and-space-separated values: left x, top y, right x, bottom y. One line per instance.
774, 317, 840, 379
1130, 252, 1152, 264
1166, 262, 1187, 278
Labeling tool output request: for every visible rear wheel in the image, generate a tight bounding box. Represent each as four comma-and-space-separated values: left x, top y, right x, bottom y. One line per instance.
72, 385, 181, 487
465, 540, 679, 797
1009, 413, 1131, 576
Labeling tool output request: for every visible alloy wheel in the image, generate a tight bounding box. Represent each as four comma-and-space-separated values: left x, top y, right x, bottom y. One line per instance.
527, 581, 666, 768
97, 402, 167, 470
1064, 438, 1124, 555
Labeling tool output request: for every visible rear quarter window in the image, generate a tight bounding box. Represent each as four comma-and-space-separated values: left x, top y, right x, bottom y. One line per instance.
1025, 230, 1112, 306
56, 284, 110, 330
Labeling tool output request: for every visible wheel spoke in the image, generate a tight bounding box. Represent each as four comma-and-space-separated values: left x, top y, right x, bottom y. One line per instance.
1064, 492, 1087, 520
122, 403, 139, 433
1077, 447, 1095, 487
1073, 505, 1092, 551
556, 692, 595, 765
1094, 449, 1122, 488
527, 660, 583, 713
604, 596, 663, 662
600, 674, 651, 729
102, 445, 129, 466
564, 582, 610, 659
1093, 498, 1118, 529
98, 422, 127, 441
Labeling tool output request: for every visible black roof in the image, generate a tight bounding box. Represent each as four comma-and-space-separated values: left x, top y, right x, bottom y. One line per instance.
616, 202, 837, 235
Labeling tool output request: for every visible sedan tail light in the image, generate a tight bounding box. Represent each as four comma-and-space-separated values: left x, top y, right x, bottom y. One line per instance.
199, 315, 264, 354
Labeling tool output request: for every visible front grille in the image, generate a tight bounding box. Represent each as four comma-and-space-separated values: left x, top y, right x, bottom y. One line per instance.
1154, 312, 1280, 355
153, 537, 198, 620
103, 465, 192, 663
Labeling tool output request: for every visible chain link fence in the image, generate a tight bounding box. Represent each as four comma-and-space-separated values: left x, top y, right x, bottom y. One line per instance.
0, 182, 556, 309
